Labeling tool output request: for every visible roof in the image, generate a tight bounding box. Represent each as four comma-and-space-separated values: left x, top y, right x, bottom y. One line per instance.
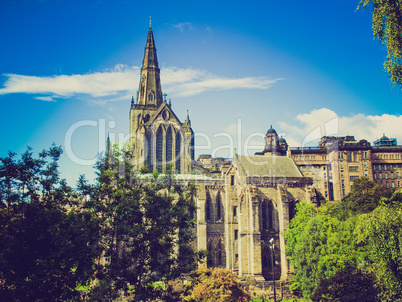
266, 126, 277, 135
235, 155, 302, 178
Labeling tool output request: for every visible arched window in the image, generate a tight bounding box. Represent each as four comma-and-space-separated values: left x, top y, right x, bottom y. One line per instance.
156, 127, 163, 172
175, 131, 182, 173
216, 191, 222, 221
261, 200, 273, 230
147, 131, 154, 172
148, 93, 154, 102
166, 127, 173, 167
205, 191, 211, 221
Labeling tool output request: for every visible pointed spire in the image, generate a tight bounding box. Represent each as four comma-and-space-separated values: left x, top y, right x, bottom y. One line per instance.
136, 25, 163, 106
131, 96, 135, 107
184, 110, 191, 127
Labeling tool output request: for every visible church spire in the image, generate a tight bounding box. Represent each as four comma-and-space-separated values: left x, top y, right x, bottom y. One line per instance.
136, 25, 163, 107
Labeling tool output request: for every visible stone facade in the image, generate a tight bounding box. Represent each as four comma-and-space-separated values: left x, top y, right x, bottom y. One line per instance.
290, 134, 402, 200
128, 27, 318, 282
129, 27, 194, 174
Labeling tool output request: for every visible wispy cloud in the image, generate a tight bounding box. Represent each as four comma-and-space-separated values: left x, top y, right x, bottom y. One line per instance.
0, 64, 282, 104
280, 108, 402, 146
172, 22, 193, 32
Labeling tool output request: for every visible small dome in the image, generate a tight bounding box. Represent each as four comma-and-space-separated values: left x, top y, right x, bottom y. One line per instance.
266, 125, 277, 135
279, 137, 286, 143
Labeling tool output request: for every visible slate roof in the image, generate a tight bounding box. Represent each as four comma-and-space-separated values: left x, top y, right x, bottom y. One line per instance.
235, 155, 302, 178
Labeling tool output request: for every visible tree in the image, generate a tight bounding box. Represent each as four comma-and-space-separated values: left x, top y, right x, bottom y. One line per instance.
355, 190, 402, 301
181, 267, 251, 302
312, 265, 378, 302
0, 145, 101, 301
358, 0, 402, 89
342, 177, 389, 214
285, 201, 370, 298
88, 145, 203, 301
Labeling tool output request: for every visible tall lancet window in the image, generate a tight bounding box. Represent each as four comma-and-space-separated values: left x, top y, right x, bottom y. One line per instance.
156, 127, 163, 172
147, 131, 154, 172
175, 131, 182, 173
166, 127, 173, 168
205, 191, 212, 221
216, 191, 222, 221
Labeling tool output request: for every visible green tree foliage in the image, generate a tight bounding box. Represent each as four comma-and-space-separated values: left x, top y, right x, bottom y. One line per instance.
284, 201, 317, 259
342, 177, 390, 214
358, 0, 402, 88
0, 145, 101, 301
285, 202, 369, 298
312, 265, 378, 302
87, 145, 203, 301
181, 267, 251, 302
355, 190, 402, 301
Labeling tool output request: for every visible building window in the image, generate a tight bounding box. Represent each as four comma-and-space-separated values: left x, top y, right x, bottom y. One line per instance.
234, 230, 238, 240
205, 192, 212, 221
385, 174, 388, 179
233, 206, 237, 217
342, 180, 345, 188
365, 171, 368, 177
392, 182, 395, 188
342, 189, 346, 196
324, 182, 327, 189
364, 162, 367, 168
349, 166, 359, 172
387, 182, 389, 188
216, 192, 222, 221
340, 162, 343, 168
380, 173, 383, 179
374, 174, 377, 180
391, 173, 394, 179
384, 165, 387, 170
231, 175, 235, 186
350, 176, 359, 182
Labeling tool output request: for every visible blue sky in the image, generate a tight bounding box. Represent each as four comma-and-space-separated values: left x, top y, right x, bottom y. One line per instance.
1, 0, 401, 185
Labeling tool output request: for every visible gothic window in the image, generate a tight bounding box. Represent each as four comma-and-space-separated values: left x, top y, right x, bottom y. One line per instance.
205, 191, 211, 221
156, 127, 163, 172
261, 200, 273, 230
148, 93, 154, 102
216, 192, 222, 221
175, 131, 182, 173
218, 240, 223, 266
147, 131, 154, 172
143, 114, 150, 123
166, 127, 173, 166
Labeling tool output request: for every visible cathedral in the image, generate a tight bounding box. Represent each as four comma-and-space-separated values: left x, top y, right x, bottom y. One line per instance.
129, 25, 318, 282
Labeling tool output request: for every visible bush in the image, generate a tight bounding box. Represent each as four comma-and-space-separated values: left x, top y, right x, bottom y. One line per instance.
181, 267, 251, 302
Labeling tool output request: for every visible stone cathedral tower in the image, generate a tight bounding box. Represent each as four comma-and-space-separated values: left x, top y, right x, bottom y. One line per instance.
130, 25, 194, 173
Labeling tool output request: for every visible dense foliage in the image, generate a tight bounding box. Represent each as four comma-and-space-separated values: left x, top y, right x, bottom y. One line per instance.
0, 145, 101, 301
285, 177, 397, 301
181, 267, 251, 302
358, 0, 402, 89
83, 145, 203, 301
0, 145, 202, 301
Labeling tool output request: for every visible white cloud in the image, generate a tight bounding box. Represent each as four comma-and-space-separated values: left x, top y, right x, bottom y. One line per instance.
280, 108, 402, 146
172, 22, 193, 32
0, 65, 281, 103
